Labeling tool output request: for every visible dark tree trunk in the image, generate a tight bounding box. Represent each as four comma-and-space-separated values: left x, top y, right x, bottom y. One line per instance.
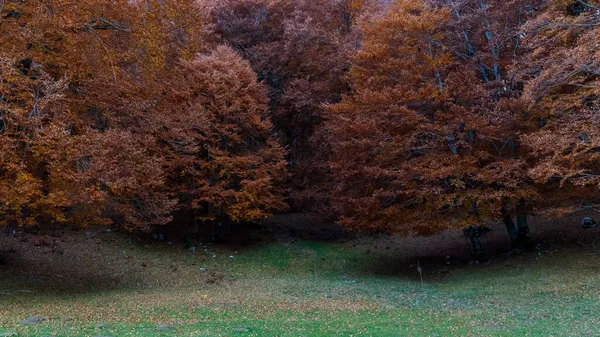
208, 204, 226, 243
470, 233, 484, 260
194, 218, 200, 237
210, 211, 228, 243
502, 206, 518, 248
211, 218, 217, 242
207, 203, 215, 242
516, 199, 530, 248
465, 226, 487, 262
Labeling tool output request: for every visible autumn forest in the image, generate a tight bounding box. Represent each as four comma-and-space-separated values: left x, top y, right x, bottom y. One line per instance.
1, 0, 600, 335
2, 0, 599, 247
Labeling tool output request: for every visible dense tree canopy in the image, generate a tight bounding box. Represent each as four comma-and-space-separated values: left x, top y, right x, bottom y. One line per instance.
157, 45, 288, 224
0, 0, 283, 230
325, 0, 539, 238
0, 0, 598, 248
211, 0, 369, 212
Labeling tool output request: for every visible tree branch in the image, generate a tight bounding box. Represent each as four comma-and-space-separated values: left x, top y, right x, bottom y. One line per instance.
0, 290, 33, 296
86, 29, 118, 81
83, 17, 131, 32
577, 0, 600, 11
28, 86, 40, 119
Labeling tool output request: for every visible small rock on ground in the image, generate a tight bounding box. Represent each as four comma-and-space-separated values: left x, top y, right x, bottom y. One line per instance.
95, 323, 107, 328
232, 327, 250, 333
19, 317, 41, 325
157, 324, 174, 331
0, 332, 17, 337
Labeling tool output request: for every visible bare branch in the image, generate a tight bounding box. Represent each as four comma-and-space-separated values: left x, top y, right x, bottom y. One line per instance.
572, 204, 600, 213
86, 29, 118, 81
0, 290, 33, 296
28, 86, 40, 119
577, 0, 600, 11
84, 17, 131, 32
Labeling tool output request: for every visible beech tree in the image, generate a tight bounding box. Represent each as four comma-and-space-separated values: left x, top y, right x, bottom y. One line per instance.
443, 0, 544, 250
0, 0, 207, 229
0, 0, 282, 230
211, 0, 369, 212
0, 56, 72, 227
325, 0, 542, 257
518, 0, 600, 213
326, 0, 459, 234
156, 46, 288, 229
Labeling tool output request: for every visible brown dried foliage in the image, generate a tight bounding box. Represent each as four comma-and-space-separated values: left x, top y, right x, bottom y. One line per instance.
0, 0, 598, 237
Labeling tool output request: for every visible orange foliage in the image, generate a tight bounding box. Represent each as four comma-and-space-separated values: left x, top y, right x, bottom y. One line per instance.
156, 46, 288, 223
0, 0, 598, 239
211, 0, 374, 212
519, 0, 600, 188
326, 0, 539, 235
0, 0, 286, 230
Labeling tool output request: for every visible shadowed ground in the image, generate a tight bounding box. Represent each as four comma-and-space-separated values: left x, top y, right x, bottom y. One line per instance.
1, 212, 599, 336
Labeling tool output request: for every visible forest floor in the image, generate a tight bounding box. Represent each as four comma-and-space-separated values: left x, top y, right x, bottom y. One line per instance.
1, 214, 600, 336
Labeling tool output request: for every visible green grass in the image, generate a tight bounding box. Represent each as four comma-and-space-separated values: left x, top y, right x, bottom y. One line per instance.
1, 240, 600, 336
